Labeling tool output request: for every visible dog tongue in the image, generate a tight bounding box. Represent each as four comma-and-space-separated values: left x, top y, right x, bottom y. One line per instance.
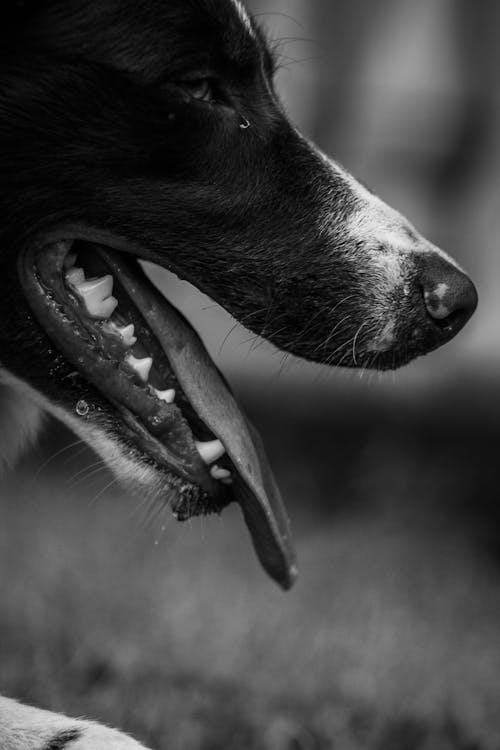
102, 251, 297, 590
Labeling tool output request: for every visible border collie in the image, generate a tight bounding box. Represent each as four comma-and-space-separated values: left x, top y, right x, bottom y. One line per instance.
0, 0, 477, 746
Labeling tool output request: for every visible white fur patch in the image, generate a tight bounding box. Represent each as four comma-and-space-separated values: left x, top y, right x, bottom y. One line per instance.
308, 137, 462, 278
0, 696, 149, 749
0, 367, 157, 491
0, 377, 43, 471
346, 211, 414, 254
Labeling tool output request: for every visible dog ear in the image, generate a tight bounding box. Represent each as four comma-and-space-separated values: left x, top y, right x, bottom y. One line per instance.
0, 382, 44, 472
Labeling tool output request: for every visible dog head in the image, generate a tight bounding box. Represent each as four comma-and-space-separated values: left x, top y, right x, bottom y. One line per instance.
0, 0, 477, 587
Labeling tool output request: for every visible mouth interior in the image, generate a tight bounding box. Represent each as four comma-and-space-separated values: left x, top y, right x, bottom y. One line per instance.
19, 235, 297, 589
42, 239, 238, 510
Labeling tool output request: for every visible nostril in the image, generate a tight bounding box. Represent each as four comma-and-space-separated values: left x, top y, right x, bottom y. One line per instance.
424, 282, 454, 321
422, 265, 478, 332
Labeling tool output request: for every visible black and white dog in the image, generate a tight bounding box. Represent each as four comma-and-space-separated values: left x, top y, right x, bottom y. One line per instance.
0, 0, 477, 746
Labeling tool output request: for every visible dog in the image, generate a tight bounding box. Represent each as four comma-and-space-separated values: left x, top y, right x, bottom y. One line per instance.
0, 0, 477, 747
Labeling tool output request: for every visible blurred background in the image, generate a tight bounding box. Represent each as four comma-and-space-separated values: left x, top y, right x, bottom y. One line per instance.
2, 2, 500, 749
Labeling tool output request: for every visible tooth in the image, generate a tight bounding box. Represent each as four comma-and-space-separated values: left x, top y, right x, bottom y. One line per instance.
154, 388, 176, 403
210, 465, 231, 480
75, 275, 118, 319
118, 324, 137, 346
76, 274, 113, 294
96, 297, 118, 318
195, 439, 225, 464
126, 354, 153, 382
105, 321, 137, 347
66, 267, 85, 286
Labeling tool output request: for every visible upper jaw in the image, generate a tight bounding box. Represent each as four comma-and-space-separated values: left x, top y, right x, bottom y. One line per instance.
16, 225, 297, 590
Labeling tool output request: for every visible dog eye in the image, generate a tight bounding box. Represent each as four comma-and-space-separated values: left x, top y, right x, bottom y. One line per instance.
181, 78, 215, 103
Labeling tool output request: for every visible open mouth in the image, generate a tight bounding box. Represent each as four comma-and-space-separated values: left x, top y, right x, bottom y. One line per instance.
18, 233, 296, 590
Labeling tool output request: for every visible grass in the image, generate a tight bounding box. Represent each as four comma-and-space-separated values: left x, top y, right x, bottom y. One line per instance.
1, 379, 500, 749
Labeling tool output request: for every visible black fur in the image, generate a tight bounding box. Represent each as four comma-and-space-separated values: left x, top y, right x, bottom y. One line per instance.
0, 0, 479, 532
0, 1, 435, 383
0, 0, 477, 406
0, 0, 478, 553
0, 0, 479, 527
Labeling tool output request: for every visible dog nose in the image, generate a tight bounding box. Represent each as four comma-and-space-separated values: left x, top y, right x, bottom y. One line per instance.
421, 255, 478, 337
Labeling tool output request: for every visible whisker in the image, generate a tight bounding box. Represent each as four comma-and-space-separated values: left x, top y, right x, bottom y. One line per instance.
218, 322, 241, 356
67, 458, 108, 484
312, 295, 355, 356
274, 54, 323, 70
326, 336, 353, 367
67, 464, 109, 491
252, 12, 306, 31
271, 36, 318, 46
352, 326, 363, 367
34, 438, 86, 479
87, 476, 119, 507
63, 443, 95, 466
319, 313, 352, 358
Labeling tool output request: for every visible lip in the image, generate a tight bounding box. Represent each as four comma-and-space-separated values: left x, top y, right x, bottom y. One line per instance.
17, 227, 297, 590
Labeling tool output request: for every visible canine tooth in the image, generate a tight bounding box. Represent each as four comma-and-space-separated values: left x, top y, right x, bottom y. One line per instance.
66, 267, 85, 286
210, 465, 231, 481
126, 354, 153, 382
195, 439, 225, 464
76, 275, 118, 319
154, 388, 176, 403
